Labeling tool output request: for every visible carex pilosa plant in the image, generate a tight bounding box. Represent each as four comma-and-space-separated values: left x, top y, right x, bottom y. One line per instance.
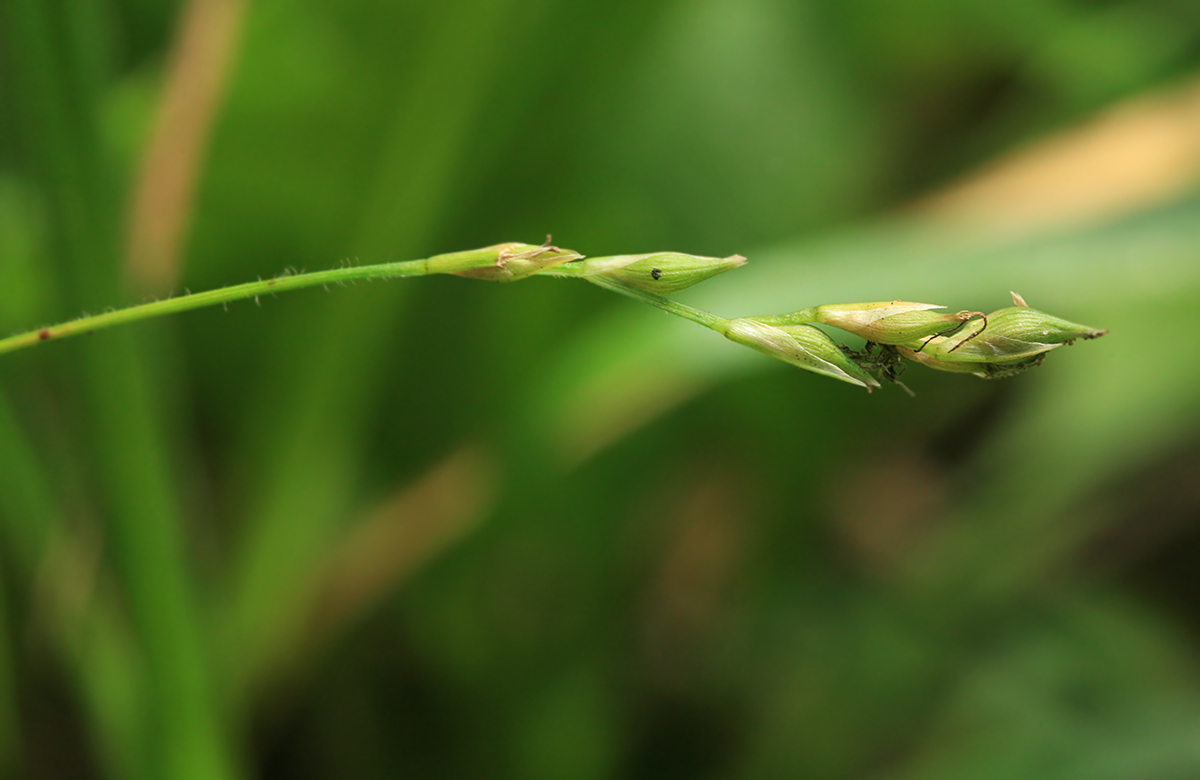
0, 239, 1106, 392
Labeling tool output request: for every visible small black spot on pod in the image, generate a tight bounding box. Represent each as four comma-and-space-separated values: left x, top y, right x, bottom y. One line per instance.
651, 268, 662, 280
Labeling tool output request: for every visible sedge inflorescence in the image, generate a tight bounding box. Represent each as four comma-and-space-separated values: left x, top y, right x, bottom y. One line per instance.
727, 292, 1107, 391
1, 238, 1107, 393
532, 246, 1107, 392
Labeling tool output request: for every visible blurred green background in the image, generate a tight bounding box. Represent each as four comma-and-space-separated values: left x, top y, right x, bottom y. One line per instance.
3, 0, 1200, 778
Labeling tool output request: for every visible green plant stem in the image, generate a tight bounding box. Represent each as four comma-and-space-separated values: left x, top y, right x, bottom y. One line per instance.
2, 252, 737, 358
0, 257, 447, 357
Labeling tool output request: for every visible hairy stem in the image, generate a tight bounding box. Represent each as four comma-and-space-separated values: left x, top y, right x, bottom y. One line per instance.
2, 249, 736, 358
0, 257, 438, 357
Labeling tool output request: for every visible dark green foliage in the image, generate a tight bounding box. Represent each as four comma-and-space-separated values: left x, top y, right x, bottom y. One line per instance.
2, 0, 1199, 778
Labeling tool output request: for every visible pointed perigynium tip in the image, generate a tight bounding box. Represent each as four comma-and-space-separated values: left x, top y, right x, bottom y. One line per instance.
893, 299, 1107, 378
1007, 292, 1106, 339
580, 252, 746, 294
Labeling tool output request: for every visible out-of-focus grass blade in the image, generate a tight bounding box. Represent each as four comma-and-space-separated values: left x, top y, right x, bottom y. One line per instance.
219, 0, 557, 713
267, 445, 497, 689
3, 0, 237, 776
0, 388, 59, 565
0, 388, 151, 779
63, 603, 149, 780
0, 366, 147, 779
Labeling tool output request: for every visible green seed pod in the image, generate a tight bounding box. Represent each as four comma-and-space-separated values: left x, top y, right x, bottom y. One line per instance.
906, 306, 1107, 364
430, 242, 583, 281
722, 318, 880, 390
578, 252, 746, 294
759, 301, 982, 344
896, 296, 1106, 377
